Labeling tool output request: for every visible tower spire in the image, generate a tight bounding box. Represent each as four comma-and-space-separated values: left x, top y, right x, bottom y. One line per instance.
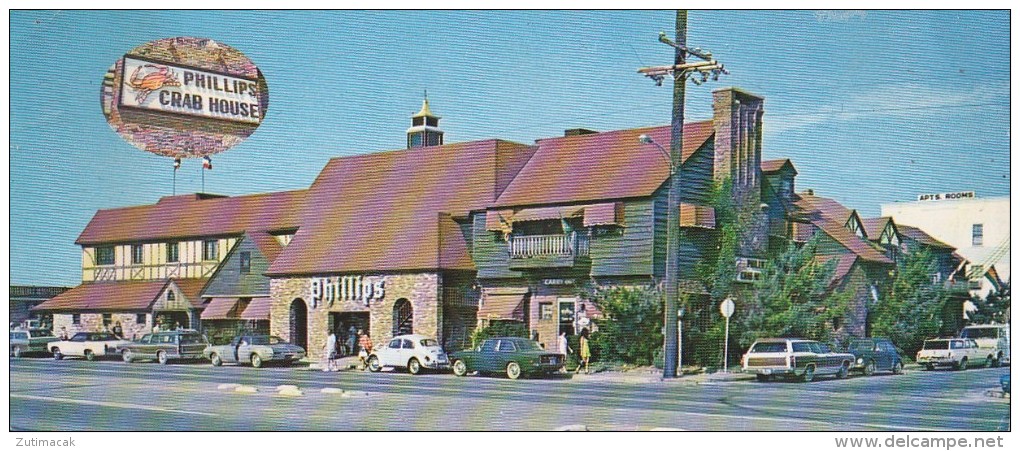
407, 91, 443, 149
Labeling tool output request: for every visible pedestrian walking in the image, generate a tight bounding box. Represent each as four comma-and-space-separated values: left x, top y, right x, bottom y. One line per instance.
58, 327, 69, 341
357, 330, 373, 370
558, 331, 572, 356
574, 328, 591, 375
346, 325, 358, 357
112, 321, 124, 339
323, 330, 338, 372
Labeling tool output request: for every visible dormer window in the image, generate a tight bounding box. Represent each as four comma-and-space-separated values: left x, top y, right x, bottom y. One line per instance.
96, 246, 115, 266
203, 240, 219, 261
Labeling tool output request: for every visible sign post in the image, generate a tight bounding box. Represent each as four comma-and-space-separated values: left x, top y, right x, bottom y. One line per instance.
678, 307, 685, 374
720, 297, 735, 373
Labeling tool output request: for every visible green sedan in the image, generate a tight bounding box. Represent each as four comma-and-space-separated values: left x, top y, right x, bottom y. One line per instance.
449, 337, 564, 379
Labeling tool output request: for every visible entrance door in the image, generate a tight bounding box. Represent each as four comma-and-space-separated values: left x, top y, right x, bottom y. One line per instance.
558, 298, 576, 336
334, 312, 370, 355
289, 299, 308, 350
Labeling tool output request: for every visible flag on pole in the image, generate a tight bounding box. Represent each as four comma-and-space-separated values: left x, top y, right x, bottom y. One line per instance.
202, 156, 212, 170
173, 158, 181, 170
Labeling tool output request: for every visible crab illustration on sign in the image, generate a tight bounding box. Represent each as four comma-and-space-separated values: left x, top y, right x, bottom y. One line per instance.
126, 64, 181, 103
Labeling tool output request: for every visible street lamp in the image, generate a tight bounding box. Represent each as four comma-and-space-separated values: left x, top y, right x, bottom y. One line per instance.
638, 134, 674, 172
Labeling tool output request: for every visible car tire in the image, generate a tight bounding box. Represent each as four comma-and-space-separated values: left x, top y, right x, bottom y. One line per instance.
892, 361, 904, 375
84, 350, 95, 361
452, 359, 467, 377
800, 365, 815, 383
836, 363, 849, 380
863, 360, 876, 377
12, 346, 23, 358
251, 353, 263, 368
210, 353, 222, 367
51, 347, 62, 360
157, 351, 169, 365
755, 374, 771, 382
925, 363, 934, 371
122, 350, 134, 363
506, 361, 522, 380
956, 357, 968, 371
367, 355, 382, 372
408, 358, 422, 375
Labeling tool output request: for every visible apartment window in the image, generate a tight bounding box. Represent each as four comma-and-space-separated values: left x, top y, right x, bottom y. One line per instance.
96, 246, 115, 266
136, 314, 147, 325
972, 224, 983, 246
540, 303, 554, 320
102, 314, 112, 327
167, 242, 179, 263
203, 240, 219, 261
239, 251, 252, 274
72, 314, 81, 325
131, 245, 144, 264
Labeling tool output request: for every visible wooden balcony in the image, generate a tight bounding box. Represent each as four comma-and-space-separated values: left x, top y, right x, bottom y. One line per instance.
507, 232, 590, 270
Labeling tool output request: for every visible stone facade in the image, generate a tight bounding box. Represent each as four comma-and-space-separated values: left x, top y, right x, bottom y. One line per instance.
53, 312, 149, 338
271, 273, 443, 360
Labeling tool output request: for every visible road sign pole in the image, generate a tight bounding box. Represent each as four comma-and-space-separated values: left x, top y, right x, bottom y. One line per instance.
724, 315, 730, 373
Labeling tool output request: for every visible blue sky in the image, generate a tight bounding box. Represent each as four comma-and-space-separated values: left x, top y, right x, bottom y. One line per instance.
8, 10, 1010, 287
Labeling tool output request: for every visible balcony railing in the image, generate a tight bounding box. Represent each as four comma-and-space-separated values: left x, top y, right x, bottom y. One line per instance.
90, 261, 218, 282
508, 232, 590, 259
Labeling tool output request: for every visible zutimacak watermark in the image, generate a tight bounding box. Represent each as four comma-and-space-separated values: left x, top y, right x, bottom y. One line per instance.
15, 437, 76, 447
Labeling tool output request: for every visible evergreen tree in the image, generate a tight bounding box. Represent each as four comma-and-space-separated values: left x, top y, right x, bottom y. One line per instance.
870, 248, 946, 357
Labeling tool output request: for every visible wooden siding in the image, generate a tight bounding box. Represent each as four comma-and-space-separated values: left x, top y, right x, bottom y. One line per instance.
201, 237, 274, 297
473, 212, 524, 279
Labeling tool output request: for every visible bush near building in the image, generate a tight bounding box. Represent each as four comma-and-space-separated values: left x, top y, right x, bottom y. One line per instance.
470, 320, 529, 348
740, 239, 851, 349
870, 249, 948, 357
584, 285, 664, 366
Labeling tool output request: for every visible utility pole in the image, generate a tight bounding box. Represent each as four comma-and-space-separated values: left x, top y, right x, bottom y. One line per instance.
638, 10, 727, 379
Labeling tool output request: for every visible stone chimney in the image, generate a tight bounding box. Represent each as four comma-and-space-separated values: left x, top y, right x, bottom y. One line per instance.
712, 87, 765, 201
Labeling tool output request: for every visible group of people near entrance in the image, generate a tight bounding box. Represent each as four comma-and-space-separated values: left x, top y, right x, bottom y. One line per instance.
322, 327, 373, 372
558, 328, 592, 375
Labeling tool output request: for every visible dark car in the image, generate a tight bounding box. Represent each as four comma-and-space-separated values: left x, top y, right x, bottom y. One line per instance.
10, 329, 60, 357
449, 337, 564, 379
1001, 374, 1010, 394
119, 330, 209, 364
847, 338, 904, 376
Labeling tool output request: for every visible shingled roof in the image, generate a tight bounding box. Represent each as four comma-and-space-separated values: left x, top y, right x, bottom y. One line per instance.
896, 224, 956, 250
32, 278, 209, 312
794, 194, 893, 264
493, 121, 715, 208
268, 140, 532, 276
761, 159, 797, 174
76, 190, 308, 245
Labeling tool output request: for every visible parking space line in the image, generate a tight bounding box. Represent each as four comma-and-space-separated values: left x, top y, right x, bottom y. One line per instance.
11, 394, 219, 417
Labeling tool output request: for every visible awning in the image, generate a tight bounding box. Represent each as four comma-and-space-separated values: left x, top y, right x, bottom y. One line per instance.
478, 288, 528, 320
485, 209, 514, 231
679, 203, 716, 229
583, 202, 624, 227
512, 205, 584, 223
240, 297, 272, 320
200, 297, 241, 320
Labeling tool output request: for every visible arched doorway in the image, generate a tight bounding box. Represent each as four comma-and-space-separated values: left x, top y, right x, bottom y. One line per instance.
289, 298, 308, 350
393, 298, 413, 336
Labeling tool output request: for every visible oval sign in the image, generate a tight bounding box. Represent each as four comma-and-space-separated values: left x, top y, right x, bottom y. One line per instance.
720, 298, 735, 318
99, 37, 269, 158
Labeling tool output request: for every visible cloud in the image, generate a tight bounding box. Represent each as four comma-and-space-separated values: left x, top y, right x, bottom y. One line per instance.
765, 80, 1009, 135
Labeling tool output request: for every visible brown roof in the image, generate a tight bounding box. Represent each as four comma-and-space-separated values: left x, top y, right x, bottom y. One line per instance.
33, 279, 171, 312
794, 194, 892, 264
861, 217, 893, 241
246, 232, 284, 263
493, 121, 715, 208
76, 190, 308, 245
896, 224, 956, 250
761, 159, 797, 174
268, 140, 533, 275
815, 254, 859, 285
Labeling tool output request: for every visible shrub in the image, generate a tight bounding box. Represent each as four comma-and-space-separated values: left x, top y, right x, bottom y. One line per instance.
584, 285, 664, 366
470, 321, 529, 348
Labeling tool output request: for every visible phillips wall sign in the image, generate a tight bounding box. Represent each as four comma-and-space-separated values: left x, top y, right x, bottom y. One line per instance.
100, 37, 269, 158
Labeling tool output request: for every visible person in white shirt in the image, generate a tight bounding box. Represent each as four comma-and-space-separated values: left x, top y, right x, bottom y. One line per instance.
558, 331, 572, 357
323, 331, 338, 372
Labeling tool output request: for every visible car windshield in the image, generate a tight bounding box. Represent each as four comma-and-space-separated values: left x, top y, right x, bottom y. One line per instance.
91, 333, 117, 341
961, 328, 999, 339
514, 339, 543, 351
420, 339, 439, 347
923, 340, 949, 350
246, 336, 287, 345
950, 340, 967, 349
750, 342, 787, 353
849, 341, 875, 351
817, 344, 832, 353
180, 334, 206, 344
30, 330, 54, 337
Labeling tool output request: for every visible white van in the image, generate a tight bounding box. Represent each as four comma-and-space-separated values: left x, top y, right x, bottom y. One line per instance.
960, 324, 1010, 367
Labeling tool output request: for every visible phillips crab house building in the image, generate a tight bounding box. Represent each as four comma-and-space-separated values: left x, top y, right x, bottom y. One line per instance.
37, 88, 944, 359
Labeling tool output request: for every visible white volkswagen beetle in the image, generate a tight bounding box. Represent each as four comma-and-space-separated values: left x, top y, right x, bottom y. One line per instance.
367, 334, 450, 375
50, 332, 132, 361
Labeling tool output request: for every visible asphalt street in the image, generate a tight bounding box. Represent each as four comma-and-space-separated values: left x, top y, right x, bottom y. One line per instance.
9, 357, 1010, 431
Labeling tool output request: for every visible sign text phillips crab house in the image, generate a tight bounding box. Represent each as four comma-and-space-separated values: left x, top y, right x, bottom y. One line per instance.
120, 56, 262, 124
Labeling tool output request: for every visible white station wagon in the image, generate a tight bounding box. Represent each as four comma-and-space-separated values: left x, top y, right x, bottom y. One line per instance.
49, 332, 132, 361
368, 334, 450, 375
